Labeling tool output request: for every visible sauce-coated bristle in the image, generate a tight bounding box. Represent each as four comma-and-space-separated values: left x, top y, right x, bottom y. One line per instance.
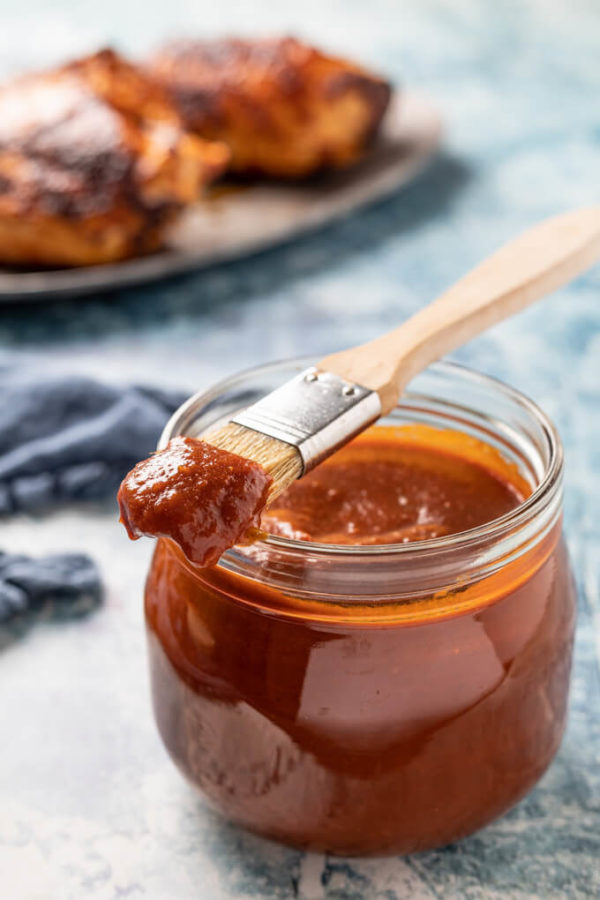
207, 422, 302, 502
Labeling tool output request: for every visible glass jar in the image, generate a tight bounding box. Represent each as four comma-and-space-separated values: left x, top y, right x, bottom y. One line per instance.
145, 358, 576, 856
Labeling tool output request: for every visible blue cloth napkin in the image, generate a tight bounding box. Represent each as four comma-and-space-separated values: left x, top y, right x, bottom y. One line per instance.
0, 365, 188, 635
0, 551, 103, 645
0, 367, 187, 515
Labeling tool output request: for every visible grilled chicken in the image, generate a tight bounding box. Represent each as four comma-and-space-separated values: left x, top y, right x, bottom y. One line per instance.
0, 49, 229, 267
149, 37, 392, 178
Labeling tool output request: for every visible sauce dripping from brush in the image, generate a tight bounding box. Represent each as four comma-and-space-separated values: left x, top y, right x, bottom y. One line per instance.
118, 435, 272, 567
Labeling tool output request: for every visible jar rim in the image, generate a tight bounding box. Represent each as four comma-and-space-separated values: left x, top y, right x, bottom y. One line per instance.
161, 357, 563, 570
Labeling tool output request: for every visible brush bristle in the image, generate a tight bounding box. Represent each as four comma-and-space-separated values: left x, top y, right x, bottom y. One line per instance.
207, 422, 302, 502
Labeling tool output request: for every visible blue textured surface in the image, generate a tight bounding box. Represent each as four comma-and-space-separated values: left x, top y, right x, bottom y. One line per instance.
0, 1, 599, 897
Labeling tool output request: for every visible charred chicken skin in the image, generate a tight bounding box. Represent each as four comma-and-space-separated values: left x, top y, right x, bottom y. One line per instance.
149, 37, 392, 178
0, 49, 229, 267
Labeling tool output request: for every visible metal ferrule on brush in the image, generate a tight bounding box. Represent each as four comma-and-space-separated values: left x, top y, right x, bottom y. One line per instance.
231, 366, 382, 474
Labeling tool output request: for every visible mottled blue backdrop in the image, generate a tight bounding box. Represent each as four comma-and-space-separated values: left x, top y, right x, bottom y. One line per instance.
0, 1, 599, 897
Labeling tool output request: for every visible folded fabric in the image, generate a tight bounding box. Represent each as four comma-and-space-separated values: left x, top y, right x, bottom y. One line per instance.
0, 366, 188, 645
0, 551, 103, 645
0, 366, 188, 515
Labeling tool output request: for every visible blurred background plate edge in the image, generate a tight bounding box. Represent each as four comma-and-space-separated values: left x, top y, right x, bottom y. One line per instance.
0, 92, 442, 303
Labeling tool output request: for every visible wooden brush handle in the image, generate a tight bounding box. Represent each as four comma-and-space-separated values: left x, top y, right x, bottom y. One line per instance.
319, 208, 600, 413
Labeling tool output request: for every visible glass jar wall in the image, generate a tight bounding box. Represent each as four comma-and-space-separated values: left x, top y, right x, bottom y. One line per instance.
144, 360, 576, 855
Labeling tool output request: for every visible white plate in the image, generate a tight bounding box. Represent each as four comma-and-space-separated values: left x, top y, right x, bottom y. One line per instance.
0, 92, 442, 301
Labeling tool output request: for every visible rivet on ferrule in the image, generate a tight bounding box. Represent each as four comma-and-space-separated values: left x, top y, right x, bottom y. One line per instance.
231, 366, 382, 474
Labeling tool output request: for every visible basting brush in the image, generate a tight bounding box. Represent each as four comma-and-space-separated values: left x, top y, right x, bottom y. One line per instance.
206, 208, 600, 502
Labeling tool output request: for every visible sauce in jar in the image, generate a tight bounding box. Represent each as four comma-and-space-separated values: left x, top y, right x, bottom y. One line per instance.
144, 406, 575, 854
261, 425, 527, 544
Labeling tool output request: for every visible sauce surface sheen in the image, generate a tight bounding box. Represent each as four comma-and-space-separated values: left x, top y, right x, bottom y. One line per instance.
263, 425, 527, 545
